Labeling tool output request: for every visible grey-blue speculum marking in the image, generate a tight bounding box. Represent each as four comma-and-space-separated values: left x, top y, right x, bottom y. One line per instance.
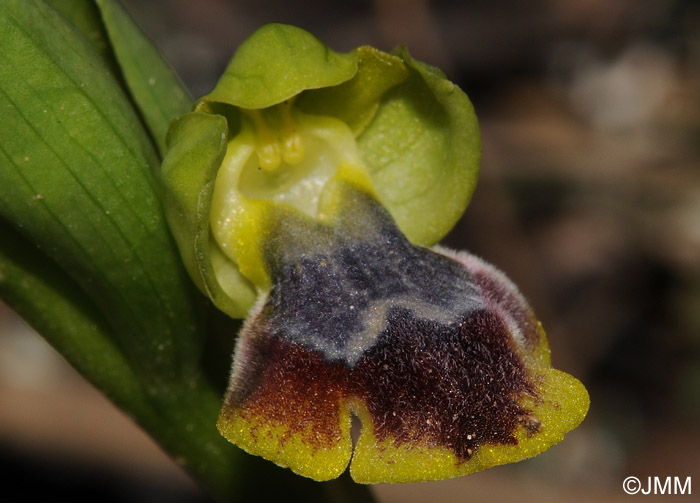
261, 191, 484, 365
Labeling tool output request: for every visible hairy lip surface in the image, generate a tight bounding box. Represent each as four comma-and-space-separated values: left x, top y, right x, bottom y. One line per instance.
216, 187, 588, 483
226, 305, 536, 461
222, 192, 541, 465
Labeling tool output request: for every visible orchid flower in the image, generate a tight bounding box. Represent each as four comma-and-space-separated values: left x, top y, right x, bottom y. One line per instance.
160, 23, 589, 483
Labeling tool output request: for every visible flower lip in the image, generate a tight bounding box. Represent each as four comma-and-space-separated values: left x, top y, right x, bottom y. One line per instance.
160, 24, 588, 484
216, 181, 590, 483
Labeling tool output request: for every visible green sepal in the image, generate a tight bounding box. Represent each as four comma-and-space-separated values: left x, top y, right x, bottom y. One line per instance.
301, 44, 481, 246
161, 112, 257, 319
277, 42, 480, 246
199, 23, 358, 110
357, 46, 481, 246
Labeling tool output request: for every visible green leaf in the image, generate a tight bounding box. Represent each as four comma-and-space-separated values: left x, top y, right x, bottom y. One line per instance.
44, 0, 120, 74
357, 47, 481, 246
95, 0, 192, 155
0, 216, 154, 421
0, 0, 196, 377
0, 0, 237, 497
0, 4, 376, 501
201, 23, 358, 109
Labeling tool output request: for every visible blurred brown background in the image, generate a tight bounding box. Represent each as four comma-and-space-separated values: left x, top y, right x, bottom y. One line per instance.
1, 0, 699, 501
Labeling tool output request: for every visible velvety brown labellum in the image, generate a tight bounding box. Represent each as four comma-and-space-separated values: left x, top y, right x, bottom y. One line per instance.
226, 306, 537, 461
222, 189, 543, 462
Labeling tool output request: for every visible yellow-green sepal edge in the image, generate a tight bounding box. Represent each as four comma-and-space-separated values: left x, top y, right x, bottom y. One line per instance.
161, 112, 257, 318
